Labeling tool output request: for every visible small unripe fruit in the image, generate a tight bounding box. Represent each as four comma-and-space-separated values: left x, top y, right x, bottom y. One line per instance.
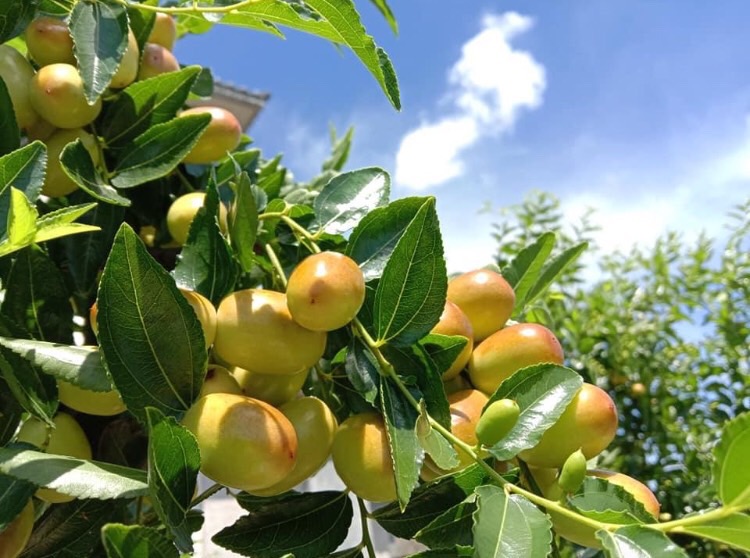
58, 380, 126, 416
430, 301, 474, 380
16, 412, 92, 503
520, 384, 618, 468
182, 393, 298, 492
42, 128, 100, 198
332, 413, 396, 502
250, 397, 338, 496
166, 192, 228, 246
469, 323, 564, 395
29, 64, 102, 129
181, 289, 217, 349
557, 449, 587, 494
475, 398, 520, 447
232, 366, 308, 407
286, 252, 365, 332
631, 382, 647, 397
198, 365, 242, 399
138, 43, 180, 80
214, 289, 327, 376
0, 45, 40, 130
110, 30, 139, 89
179, 107, 242, 165
0, 500, 34, 558
447, 269, 515, 341
25, 16, 76, 67
147, 13, 177, 51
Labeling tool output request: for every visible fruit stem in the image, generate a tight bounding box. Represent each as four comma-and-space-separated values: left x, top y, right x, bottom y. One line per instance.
280, 215, 321, 254
264, 243, 288, 289
649, 504, 737, 532
356, 497, 377, 558
190, 482, 223, 508
124, 0, 264, 14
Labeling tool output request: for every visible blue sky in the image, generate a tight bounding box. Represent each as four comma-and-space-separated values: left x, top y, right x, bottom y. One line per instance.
176, 1, 750, 272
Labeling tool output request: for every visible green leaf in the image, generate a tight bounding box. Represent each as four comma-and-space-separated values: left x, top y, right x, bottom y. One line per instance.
313, 167, 390, 235
112, 114, 211, 189
415, 497, 475, 549
372, 464, 489, 539
501, 232, 554, 314
33, 205, 100, 245
98, 224, 207, 422
597, 525, 687, 557
367, 0, 398, 34
102, 524, 179, 558
344, 337, 380, 405
678, 513, 750, 552
473, 485, 552, 558
0, 446, 148, 500
145, 408, 200, 554
22, 498, 126, 558
330, 548, 364, 558
69, 0, 129, 103
0, 142, 46, 227
322, 126, 353, 172
525, 241, 588, 307
1, 246, 73, 342
405, 548, 472, 558
0, 77, 20, 156
373, 197, 446, 346
0, 378, 22, 445
228, 171, 259, 273
38, 0, 75, 17
173, 181, 237, 305
381, 377, 423, 509
347, 196, 425, 281
101, 66, 202, 147
127, 4, 156, 54
212, 491, 353, 558
416, 401, 459, 471
0, 338, 113, 391
0, 0, 37, 43
60, 139, 131, 206
713, 411, 750, 507
485, 364, 583, 460
568, 478, 654, 525
0, 474, 35, 530
0, 187, 37, 257
420, 333, 468, 379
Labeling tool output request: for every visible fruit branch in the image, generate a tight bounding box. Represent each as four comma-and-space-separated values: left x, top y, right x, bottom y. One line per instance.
356, 497, 377, 558
121, 0, 264, 15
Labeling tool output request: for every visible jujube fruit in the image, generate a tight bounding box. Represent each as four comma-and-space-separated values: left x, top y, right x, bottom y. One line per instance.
286, 251, 365, 332
181, 289, 217, 349
147, 13, 177, 51
0, 500, 34, 558
250, 396, 338, 496
469, 322, 564, 395
182, 393, 298, 492
475, 398, 520, 447
110, 30, 139, 89
57, 379, 126, 416
42, 128, 100, 198
137, 43, 180, 80
590, 469, 660, 518
0, 45, 39, 130
332, 413, 396, 502
166, 192, 228, 246
178, 107, 242, 165
232, 366, 308, 407
557, 448, 587, 494
25, 16, 76, 67
28, 63, 101, 129
198, 364, 242, 398
520, 383, 618, 468
430, 301, 473, 380
446, 269, 515, 341
214, 289, 326, 376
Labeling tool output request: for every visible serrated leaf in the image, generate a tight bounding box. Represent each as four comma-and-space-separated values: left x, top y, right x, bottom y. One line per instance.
344, 337, 380, 405
473, 485, 552, 558
420, 333, 468, 378
417, 409, 459, 472
597, 525, 687, 557
145, 408, 200, 553
568, 478, 654, 525
501, 232, 555, 314
713, 411, 750, 507
213, 491, 353, 558
111, 114, 211, 189
0, 142, 47, 232
322, 126, 353, 172
0, 474, 35, 530
0, 378, 23, 445
525, 242, 587, 308
486, 364, 583, 460
0, 77, 20, 156
313, 167, 390, 234
98, 224, 207, 422
33, 202, 100, 245
101, 66, 202, 146
0, 446, 148, 500
0, 338, 113, 392
0, 1, 37, 43
127, 5, 155, 54
173, 182, 237, 305
373, 197, 446, 346
60, 139, 131, 206
101, 524, 179, 558
228, 171, 259, 273
70, 0, 128, 103
416, 497, 476, 549
678, 513, 750, 552
372, 464, 489, 539
0, 187, 37, 257
347, 197, 426, 282
381, 377, 423, 509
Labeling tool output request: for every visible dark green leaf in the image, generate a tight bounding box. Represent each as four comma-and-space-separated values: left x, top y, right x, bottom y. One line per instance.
486, 364, 583, 460
1, 246, 73, 342
173, 181, 237, 304
98, 224, 207, 422
344, 337, 379, 405
145, 408, 200, 553
0, 474, 35, 530
0, 377, 23, 445
405, 548, 472, 558
322, 126, 353, 172
69, 0, 129, 103
60, 139, 131, 206
380, 377, 422, 509
228, 171, 259, 273
713, 411, 750, 507
373, 197, 446, 346
313, 167, 390, 235
473, 485, 552, 558
112, 114, 211, 189
0, 77, 20, 156
127, 5, 155, 54
597, 525, 688, 557
38, 0, 75, 17
101, 524, 179, 558
420, 333, 468, 379
0, 1, 37, 43
0, 446, 148, 500
213, 491, 353, 558
501, 232, 554, 314
415, 498, 475, 549
330, 548, 363, 558
0, 141, 47, 236
190, 65, 214, 98
101, 66, 202, 146
679, 513, 750, 552
525, 241, 587, 307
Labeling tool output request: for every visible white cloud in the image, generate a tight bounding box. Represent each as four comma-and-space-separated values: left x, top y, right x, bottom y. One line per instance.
395, 12, 546, 190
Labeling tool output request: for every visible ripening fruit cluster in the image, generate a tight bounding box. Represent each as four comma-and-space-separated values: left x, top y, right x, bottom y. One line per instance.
0, 14, 242, 200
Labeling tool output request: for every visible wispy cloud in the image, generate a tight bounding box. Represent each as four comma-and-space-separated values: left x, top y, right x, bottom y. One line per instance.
395, 12, 546, 190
